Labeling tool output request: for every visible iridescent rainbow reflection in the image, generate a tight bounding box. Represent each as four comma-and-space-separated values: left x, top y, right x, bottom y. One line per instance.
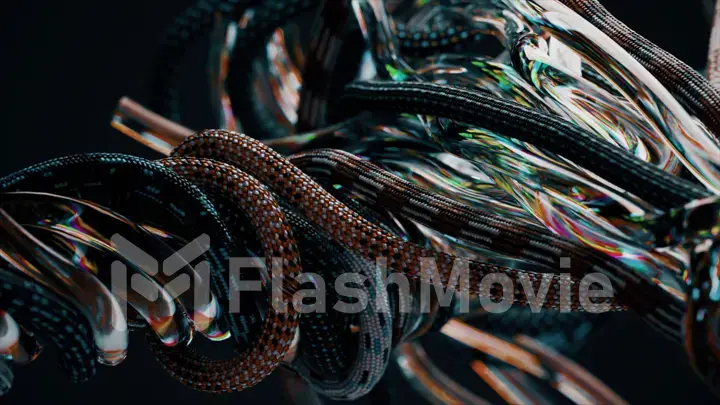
2, 192, 228, 345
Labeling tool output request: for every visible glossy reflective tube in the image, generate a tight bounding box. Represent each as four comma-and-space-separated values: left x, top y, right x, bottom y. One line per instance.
0, 209, 128, 365
1, 191, 223, 344
511, 0, 720, 192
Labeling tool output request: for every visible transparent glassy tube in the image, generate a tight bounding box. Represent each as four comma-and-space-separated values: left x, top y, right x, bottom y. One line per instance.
435, 124, 685, 294
29, 227, 192, 347
2, 192, 223, 343
0, 210, 128, 365
0, 312, 20, 362
510, 0, 720, 192
397, 319, 627, 405
513, 33, 681, 172
352, 0, 694, 296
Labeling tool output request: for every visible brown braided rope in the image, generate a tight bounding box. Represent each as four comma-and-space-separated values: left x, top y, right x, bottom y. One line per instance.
146, 157, 302, 393
172, 129, 622, 311
288, 149, 689, 321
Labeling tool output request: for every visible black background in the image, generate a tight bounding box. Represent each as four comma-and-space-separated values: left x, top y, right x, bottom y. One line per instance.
3, 0, 719, 403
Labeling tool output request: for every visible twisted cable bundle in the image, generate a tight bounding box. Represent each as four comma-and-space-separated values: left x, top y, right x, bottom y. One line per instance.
2, 0, 720, 403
